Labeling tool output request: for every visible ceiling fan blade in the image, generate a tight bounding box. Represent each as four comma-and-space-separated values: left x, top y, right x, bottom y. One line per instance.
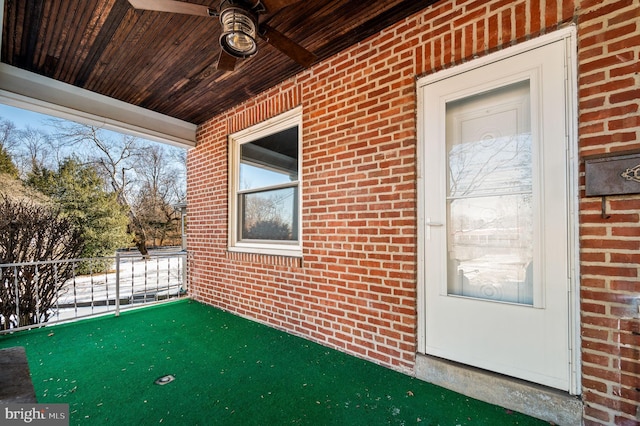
216, 51, 238, 71
260, 24, 316, 68
127, 0, 215, 17
259, 0, 301, 14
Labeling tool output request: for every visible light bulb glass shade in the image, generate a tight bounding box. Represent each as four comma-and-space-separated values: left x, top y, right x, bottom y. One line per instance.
219, 7, 257, 58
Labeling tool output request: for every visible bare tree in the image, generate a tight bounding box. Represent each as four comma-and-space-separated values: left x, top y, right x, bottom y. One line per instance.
0, 119, 18, 153
134, 145, 184, 246
1, 118, 74, 177
17, 126, 54, 172
137, 144, 185, 205
51, 120, 186, 254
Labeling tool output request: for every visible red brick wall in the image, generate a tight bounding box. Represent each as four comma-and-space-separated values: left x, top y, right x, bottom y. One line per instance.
577, 1, 640, 425
188, 0, 640, 423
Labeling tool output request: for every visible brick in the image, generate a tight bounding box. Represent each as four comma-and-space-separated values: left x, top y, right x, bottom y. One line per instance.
610, 252, 640, 263
580, 51, 636, 74
581, 104, 639, 122
582, 302, 607, 315
583, 351, 612, 367
579, 0, 635, 25
614, 414, 640, 426
619, 387, 640, 404
584, 405, 611, 423
610, 88, 640, 105
580, 238, 640, 251
582, 377, 608, 394
583, 365, 622, 384
543, 0, 558, 29
529, 0, 542, 34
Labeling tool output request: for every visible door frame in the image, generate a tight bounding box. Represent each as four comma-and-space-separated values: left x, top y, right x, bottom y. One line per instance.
416, 26, 580, 395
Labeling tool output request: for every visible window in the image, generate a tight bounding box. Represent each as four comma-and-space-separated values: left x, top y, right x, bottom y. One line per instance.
228, 107, 302, 256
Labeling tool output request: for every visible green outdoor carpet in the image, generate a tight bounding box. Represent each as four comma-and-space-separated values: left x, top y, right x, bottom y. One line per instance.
0, 300, 549, 425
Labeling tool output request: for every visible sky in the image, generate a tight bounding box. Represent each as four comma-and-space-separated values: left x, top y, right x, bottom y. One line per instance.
0, 103, 52, 130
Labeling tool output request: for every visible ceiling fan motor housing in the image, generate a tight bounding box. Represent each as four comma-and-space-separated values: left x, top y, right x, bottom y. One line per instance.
219, 0, 259, 58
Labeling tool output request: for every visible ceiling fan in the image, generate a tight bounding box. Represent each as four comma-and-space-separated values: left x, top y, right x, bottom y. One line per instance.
127, 0, 316, 71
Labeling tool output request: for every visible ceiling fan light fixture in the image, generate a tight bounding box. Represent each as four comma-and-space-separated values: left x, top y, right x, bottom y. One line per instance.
219, 5, 258, 58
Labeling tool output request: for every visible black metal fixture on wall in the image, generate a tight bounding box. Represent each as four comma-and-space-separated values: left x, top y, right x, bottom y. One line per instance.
584, 150, 640, 218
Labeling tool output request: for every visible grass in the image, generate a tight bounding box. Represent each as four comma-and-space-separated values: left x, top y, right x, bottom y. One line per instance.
0, 299, 549, 425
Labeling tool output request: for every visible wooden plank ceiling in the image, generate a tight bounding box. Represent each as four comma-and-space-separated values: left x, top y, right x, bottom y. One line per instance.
1, 0, 440, 125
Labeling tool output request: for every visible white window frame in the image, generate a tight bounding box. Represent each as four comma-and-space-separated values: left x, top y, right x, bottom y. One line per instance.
228, 107, 302, 257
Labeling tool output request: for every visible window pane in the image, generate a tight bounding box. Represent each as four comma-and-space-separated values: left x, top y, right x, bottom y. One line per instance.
240, 187, 298, 241
447, 194, 534, 304
447, 81, 532, 198
240, 161, 292, 190
447, 132, 532, 197
240, 126, 298, 191
445, 80, 533, 305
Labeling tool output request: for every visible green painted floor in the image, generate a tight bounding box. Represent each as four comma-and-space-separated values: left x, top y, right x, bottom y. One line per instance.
0, 300, 550, 425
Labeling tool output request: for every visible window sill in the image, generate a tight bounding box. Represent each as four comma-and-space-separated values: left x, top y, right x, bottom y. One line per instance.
226, 248, 303, 267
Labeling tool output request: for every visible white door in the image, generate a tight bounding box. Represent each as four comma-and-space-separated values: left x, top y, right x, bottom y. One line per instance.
419, 37, 575, 391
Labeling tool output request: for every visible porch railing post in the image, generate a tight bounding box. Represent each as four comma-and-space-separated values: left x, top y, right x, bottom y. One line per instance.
13, 266, 20, 328
182, 252, 187, 292
115, 251, 121, 317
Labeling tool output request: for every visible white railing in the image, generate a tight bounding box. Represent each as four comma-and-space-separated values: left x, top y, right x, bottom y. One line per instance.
0, 248, 188, 334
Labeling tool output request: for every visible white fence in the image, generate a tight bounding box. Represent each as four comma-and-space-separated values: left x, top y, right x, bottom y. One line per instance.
0, 249, 188, 334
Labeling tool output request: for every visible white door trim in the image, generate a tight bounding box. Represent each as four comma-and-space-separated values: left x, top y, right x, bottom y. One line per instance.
416, 25, 580, 395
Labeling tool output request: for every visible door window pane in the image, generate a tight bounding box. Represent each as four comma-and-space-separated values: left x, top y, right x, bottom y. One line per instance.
447, 194, 533, 304
446, 80, 533, 304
